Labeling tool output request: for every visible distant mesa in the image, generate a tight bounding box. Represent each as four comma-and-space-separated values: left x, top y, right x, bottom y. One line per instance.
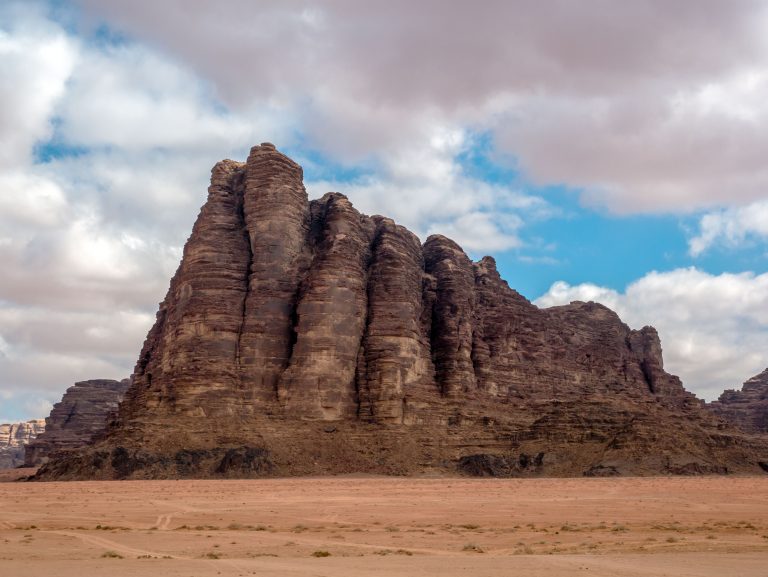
708, 369, 768, 435
0, 420, 45, 469
34, 144, 768, 480
24, 379, 130, 467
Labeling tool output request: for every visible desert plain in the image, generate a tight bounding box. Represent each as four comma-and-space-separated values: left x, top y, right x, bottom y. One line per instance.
0, 472, 766, 577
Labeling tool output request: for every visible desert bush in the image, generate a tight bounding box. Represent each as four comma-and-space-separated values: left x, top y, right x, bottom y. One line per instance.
101, 551, 123, 559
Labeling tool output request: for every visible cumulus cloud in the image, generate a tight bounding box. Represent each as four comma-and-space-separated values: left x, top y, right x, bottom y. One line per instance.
0, 2, 76, 169
689, 200, 768, 256
306, 129, 551, 254
0, 303, 152, 419
0, 3, 284, 420
535, 268, 768, 400
73, 0, 768, 215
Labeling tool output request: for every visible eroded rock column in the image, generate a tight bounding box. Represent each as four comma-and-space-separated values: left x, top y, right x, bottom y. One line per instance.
423, 235, 477, 397
127, 160, 251, 417
238, 144, 311, 406
279, 193, 373, 420
358, 218, 435, 422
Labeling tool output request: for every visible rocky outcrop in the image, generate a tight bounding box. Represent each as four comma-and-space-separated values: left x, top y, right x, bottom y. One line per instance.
709, 369, 768, 434
0, 420, 45, 468
35, 144, 768, 480
25, 379, 130, 466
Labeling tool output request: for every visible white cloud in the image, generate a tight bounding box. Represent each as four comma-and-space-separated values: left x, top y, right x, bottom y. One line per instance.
23, 398, 53, 418
535, 268, 768, 400
427, 212, 523, 253
0, 4, 269, 419
0, 2, 76, 169
56, 42, 283, 153
496, 74, 768, 214
72, 0, 768, 215
0, 171, 68, 227
306, 130, 549, 255
0, 304, 149, 417
689, 200, 768, 256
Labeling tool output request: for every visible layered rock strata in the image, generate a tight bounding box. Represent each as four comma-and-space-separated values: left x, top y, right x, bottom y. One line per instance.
25, 379, 130, 466
36, 144, 768, 480
709, 369, 768, 435
0, 420, 45, 468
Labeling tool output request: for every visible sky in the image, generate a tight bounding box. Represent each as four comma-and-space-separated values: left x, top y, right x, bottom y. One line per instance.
1, 0, 768, 422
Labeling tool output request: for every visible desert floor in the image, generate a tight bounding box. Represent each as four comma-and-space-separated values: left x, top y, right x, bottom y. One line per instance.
1, 473, 767, 577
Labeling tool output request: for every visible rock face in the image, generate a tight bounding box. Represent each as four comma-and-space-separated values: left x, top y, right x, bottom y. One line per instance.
0, 420, 45, 468
25, 379, 130, 466
36, 144, 768, 480
709, 369, 768, 435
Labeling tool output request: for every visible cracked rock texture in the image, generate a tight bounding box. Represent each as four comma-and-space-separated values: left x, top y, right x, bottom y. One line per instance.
36, 144, 768, 480
0, 420, 45, 468
709, 369, 768, 435
25, 379, 130, 466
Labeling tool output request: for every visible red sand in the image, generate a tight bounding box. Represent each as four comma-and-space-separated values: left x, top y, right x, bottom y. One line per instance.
1, 476, 767, 576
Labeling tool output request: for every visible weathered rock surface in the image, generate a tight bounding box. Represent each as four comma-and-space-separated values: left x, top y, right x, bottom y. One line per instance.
709, 369, 768, 435
35, 144, 768, 480
0, 420, 45, 468
25, 379, 130, 466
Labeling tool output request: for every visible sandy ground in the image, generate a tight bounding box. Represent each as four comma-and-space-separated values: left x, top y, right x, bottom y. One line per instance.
1, 475, 766, 577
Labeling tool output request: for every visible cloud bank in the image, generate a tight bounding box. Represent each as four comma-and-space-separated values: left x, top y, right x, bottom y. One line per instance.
74, 0, 768, 215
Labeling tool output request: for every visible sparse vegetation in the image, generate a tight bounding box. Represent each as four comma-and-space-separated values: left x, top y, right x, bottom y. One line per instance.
95, 524, 128, 531
311, 550, 331, 557
248, 524, 268, 531
101, 551, 123, 559
374, 548, 413, 556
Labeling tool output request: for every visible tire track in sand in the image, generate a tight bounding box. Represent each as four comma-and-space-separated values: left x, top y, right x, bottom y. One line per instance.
48, 530, 182, 559
153, 512, 175, 530
49, 529, 255, 574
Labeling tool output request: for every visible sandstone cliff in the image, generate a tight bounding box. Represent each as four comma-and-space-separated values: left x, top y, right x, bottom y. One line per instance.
36, 144, 768, 480
25, 379, 130, 466
0, 420, 45, 469
709, 369, 768, 435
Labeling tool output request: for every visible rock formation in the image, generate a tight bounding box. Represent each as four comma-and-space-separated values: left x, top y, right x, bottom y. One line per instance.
709, 369, 768, 435
25, 379, 130, 466
0, 420, 45, 469
36, 144, 768, 480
